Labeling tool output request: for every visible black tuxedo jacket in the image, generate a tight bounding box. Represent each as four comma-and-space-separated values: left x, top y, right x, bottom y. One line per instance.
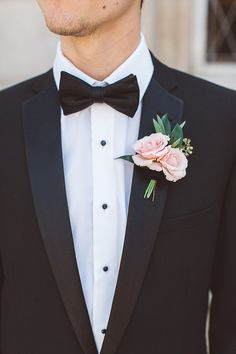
0, 55, 236, 354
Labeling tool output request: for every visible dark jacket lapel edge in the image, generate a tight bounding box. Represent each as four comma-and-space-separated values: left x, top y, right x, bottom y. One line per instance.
22, 77, 97, 354
101, 73, 184, 354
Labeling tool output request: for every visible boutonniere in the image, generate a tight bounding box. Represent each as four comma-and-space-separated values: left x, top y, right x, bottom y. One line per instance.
117, 114, 193, 202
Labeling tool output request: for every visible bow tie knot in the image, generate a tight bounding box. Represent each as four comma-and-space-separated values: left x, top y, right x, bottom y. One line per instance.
92, 86, 105, 103
59, 71, 140, 118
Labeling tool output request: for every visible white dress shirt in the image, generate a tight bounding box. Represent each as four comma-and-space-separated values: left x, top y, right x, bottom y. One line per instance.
53, 33, 154, 352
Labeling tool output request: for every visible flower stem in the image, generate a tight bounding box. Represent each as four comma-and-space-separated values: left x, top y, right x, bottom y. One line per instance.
144, 179, 158, 201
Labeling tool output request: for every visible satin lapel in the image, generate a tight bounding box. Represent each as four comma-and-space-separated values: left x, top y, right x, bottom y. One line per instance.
100, 76, 184, 354
22, 80, 97, 354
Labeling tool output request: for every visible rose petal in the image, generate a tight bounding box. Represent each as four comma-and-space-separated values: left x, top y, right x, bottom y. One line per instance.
132, 154, 154, 167
133, 133, 170, 160
148, 161, 163, 172
162, 166, 186, 182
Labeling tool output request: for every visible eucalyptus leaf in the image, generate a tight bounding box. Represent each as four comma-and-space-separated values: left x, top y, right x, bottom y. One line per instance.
115, 155, 134, 163
171, 137, 182, 148
169, 123, 183, 145
162, 113, 169, 119
162, 114, 171, 135
157, 115, 166, 134
153, 119, 164, 133
180, 121, 186, 129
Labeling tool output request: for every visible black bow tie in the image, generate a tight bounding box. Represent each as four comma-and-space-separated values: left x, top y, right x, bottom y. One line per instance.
59, 71, 140, 118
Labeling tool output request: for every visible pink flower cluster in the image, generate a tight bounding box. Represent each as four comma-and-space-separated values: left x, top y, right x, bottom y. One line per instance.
132, 133, 188, 182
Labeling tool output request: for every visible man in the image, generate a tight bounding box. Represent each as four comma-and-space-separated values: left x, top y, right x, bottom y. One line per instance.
0, 0, 235, 353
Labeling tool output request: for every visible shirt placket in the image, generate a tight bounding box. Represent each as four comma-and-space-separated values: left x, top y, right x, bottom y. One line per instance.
91, 103, 118, 351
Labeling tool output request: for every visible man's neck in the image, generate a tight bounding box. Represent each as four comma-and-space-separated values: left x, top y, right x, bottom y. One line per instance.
60, 16, 141, 81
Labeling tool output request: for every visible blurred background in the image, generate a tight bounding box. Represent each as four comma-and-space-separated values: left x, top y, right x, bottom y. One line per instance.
0, 0, 236, 90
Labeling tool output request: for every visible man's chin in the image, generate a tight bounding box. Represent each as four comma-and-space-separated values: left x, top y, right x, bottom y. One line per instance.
45, 26, 77, 36
44, 17, 97, 37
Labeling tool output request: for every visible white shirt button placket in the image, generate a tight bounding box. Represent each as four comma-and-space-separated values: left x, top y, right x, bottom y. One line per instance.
91, 103, 118, 349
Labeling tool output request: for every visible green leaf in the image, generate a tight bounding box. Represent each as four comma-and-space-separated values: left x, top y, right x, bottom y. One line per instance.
171, 137, 182, 148
153, 119, 164, 133
180, 121, 186, 129
169, 123, 183, 145
115, 155, 134, 163
162, 114, 171, 135
157, 115, 166, 134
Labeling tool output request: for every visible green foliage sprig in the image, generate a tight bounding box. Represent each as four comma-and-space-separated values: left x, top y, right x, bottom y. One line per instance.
153, 114, 193, 156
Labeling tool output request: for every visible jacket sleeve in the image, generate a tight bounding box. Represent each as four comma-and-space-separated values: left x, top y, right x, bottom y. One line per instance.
209, 160, 236, 353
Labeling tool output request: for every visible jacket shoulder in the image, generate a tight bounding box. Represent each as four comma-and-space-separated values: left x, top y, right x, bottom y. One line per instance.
172, 65, 236, 98
152, 53, 236, 100
163, 64, 236, 123
174, 67, 236, 128
0, 70, 53, 106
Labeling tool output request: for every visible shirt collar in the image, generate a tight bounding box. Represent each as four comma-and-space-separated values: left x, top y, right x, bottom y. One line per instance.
53, 33, 154, 102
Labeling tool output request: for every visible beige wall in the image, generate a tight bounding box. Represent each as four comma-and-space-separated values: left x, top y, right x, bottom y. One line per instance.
0, 0, 236, 90
144, 0, 193, 71
0, 0, 57, 89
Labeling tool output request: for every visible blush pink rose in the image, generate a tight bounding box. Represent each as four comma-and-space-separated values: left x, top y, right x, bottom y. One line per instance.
132, 154, 163, 170
157, 147, 188, 182
133, 133, 170, 160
